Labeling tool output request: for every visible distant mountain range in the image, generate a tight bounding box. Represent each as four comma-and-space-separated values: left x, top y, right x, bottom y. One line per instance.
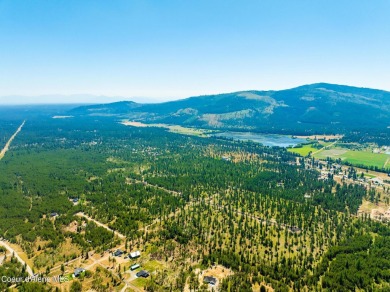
70, 83, 390, 135
0, 94, 160, 105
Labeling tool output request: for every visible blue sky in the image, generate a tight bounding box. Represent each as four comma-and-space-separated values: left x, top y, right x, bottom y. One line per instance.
0, 0, 389, 103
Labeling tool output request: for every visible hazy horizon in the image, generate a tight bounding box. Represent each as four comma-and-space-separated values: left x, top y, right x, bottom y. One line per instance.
0, 94, 162, 105
1, 81, 390, 105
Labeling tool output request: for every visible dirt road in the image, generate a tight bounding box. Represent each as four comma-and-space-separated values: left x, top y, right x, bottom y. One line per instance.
312, 139, 340, 156
75, 212, 126, 239
0, 240, 34, 276
0, 120, 25, 160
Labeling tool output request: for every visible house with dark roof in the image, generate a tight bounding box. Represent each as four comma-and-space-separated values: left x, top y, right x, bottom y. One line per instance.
204, 276, 217, 285
73, 268, 85, 277
136, 270, 149, 278
114, 249, 124, 257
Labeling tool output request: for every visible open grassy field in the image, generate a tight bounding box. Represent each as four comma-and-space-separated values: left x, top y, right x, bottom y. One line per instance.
340, 151, 389, 168
314, 148, 347, 159
290, 141, 390, 170
364, 173, 376, 178
143, 260, 164, 272
314, 148, 389, 169
122, 120, 211, 137
132, 277, 149, 288
288, 144, 319, 156
318, 141, 333, 147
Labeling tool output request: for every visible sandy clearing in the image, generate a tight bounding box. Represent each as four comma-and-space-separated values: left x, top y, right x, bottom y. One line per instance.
52, 115, 73, 119
122, 121, 149, 127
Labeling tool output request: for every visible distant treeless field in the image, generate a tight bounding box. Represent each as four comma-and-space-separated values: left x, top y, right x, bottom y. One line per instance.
314, 148, 388, 168
121, 120, 210, 137
294, 145, 390, 168
288, 144, 319, 156
290, 143, 389, 170
337, 151, 389, 169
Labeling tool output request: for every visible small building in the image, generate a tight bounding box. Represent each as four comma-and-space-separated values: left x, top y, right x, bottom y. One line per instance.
221, 156, 231, 162
129, 250, 141, 259
288, 226, 301, 233
370, 177, 383, 185
333, 164, 342, 170
73, 268, 85, 277
136, 270, 149, 278
204, 276, 217, 285
130, 264, 140, 271
114, 249, 124, 257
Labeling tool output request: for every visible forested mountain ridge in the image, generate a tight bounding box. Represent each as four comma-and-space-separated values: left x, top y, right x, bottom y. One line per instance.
70, 83, 390, 134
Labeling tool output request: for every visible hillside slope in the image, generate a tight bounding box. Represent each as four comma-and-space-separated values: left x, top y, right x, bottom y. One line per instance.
70, 83, 390, 134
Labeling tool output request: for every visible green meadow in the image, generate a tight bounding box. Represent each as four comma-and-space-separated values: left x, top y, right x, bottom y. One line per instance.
337, 151, 389, 169
290, 143, 389, 170
288, 144, 319, 156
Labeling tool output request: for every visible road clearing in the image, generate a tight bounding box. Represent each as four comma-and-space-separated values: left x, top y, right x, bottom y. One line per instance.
311, 138, 340, 156
75, 212, 126, 239
0, 120, 25, 160
0, 240, 34, 276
